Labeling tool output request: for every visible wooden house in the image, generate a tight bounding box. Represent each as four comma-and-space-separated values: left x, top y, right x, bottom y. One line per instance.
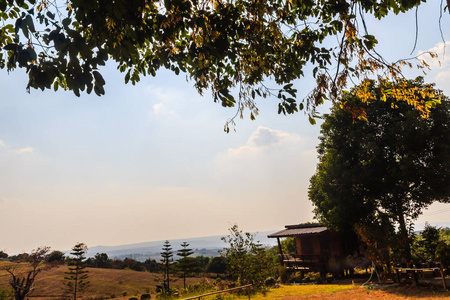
268, 223, 360, 275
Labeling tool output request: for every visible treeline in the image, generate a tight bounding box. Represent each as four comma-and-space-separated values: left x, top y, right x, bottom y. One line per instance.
1, 249, 226, 276
84, 253, 223, 275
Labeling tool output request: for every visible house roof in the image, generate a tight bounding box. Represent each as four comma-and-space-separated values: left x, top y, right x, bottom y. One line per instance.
267, 224, 328, 238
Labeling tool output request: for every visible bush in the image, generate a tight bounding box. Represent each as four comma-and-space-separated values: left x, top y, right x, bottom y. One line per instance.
221, 225, 277, 288
277, 266, 289, 284
129, 297, 139, 300
0, 289, 13, 300
140, 294, 151, 300
287, 272, 305, 283
155, 288, 178, 299
264, 277, 277, 287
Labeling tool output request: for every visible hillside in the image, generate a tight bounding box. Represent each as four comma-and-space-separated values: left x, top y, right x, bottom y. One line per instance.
0, 265, 209, 298
85, 231, 277, 261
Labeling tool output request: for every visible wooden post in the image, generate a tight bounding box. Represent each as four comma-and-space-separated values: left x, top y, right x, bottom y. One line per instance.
412, 270, 419, 285
276, 237, 283, 255
396, 269, 401, 283
440, 266, 447, 290
276, 237, 285, 266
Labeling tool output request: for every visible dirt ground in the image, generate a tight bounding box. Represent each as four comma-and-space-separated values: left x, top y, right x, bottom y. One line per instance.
278, 276, 450, 299
279, 285, 450, 299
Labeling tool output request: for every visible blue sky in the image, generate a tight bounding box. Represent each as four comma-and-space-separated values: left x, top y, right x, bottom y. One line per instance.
1, 2, 450, 254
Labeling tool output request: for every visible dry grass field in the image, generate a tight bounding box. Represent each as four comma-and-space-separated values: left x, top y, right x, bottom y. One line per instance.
0, 265, 211, 298
244, 284, 450, 300
1, 264, 449, 300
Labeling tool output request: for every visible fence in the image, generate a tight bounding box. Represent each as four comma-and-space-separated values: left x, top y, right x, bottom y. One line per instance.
182, 284, 252, 300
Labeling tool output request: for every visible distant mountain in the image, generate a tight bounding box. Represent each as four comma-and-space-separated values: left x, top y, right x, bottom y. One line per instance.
86, 230, 278, 262
413, 222, 450, 234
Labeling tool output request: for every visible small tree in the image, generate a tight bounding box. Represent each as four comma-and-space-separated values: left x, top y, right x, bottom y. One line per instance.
207, 256, 227, 278
4, 247, 50, 300
160, 241, 173, 291
194, 256, 210, 274
221, 225, 276, 288
412, 224, 450, 269
420, 223, 441, 262
47, 250, 65, 265
0, 251, 8, 259
176, 242, 194, 289
143, 258, 161, 273
65, 243, 90, 300
92, 253, 111, 268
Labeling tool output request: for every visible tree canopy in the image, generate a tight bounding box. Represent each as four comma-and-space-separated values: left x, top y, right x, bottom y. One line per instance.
0, 0, 440, 129
309, 77, 450, 257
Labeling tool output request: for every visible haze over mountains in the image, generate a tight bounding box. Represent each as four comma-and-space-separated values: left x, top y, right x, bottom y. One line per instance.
75, 222, 450, 262
86, 231, 278, 262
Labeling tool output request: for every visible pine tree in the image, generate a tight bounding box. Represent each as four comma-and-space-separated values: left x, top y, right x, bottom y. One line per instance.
177, 242, 194, 289
65, 243, 90, 300
160, 241, 173, 291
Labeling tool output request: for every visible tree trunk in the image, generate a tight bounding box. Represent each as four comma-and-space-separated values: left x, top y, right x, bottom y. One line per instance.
396, 206, 412, 262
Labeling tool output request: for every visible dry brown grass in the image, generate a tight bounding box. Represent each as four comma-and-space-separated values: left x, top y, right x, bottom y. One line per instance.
227, 284, 450, 300
273, 285, 450, 299
1, 265, 449, 300
0, 265, 211, 298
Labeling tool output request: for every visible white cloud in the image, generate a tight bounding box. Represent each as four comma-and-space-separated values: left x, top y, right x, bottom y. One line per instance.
211, 126, 318, 229
216, 126, 317, 190
419, 41, 450, 68
248, 126, 286, 147
17, 147, 33, 154
153, 102, 164, 114
0, 140, 5, 147
227, 126, 303, 157
418, 42, 450, 94
436, 70, 450, 82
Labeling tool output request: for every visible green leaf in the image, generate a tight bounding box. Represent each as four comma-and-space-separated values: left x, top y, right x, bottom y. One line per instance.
15, 17, 22, 36
25, 14, 35, 33
62, 18, 71, 28
4, 43, 19, 51
25, 47, 37, 61
46, 11, 55, 20
308, 116, 316, 125
93, 71, 105, 86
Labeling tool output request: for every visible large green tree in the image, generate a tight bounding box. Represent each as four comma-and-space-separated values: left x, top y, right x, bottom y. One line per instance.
0, 0, 439, 128
309, 78, 450, 260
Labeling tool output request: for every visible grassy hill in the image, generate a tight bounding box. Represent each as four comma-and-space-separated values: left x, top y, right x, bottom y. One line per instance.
0, 265, 211, 298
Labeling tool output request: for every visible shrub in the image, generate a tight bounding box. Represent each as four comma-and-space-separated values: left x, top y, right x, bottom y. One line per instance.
140, 294, 151, 300
277, 266, 289, 284
264, 277, 276, 287
0, 289, 13, 300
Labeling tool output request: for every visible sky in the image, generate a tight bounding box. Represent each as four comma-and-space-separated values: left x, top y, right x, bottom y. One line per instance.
1, 2, 450, 254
